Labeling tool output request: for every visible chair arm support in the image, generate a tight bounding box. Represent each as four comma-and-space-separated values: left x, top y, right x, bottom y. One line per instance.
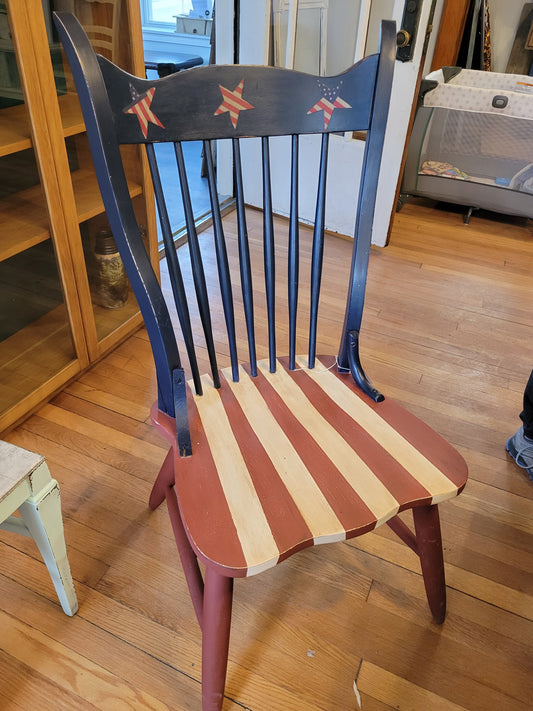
343, 330, 384, 403
173, 368, 193, 457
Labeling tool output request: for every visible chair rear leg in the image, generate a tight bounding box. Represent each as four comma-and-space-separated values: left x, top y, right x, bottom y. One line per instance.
202, 567, 234, 711
149, 448, 174, 510
413, 503, 446, 624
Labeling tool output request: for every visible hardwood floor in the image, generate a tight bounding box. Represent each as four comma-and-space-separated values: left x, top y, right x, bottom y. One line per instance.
1, 199, 532, 710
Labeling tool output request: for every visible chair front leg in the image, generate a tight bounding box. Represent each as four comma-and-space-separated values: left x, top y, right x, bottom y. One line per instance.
202, 567, 234, 711
412, 503, 446, 624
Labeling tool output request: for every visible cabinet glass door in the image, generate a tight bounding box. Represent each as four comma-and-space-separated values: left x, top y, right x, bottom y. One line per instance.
0, 0, 83, 431
52, 0, 155, 356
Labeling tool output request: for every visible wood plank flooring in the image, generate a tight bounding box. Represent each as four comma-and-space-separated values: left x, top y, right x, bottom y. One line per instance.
1, 199, 532, 710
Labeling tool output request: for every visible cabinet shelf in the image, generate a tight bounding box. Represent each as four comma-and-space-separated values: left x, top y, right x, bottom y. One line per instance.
0, 181, 51, 262
93, 298, 141, 340
0, 303, 74, 411
58, 92, 86, 136
72, 167, 143, 223
0, 167, 144, 264
0, 103, 33, 157
0, 93, 84, 159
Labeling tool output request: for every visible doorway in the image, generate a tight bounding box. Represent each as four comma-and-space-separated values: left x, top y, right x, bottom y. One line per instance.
219, 0, 437, 247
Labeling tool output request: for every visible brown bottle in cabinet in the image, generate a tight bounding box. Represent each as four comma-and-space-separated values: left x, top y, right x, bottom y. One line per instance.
90, 230, 129, 309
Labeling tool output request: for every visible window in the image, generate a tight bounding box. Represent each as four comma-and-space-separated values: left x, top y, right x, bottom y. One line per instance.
141, 0, 214, 29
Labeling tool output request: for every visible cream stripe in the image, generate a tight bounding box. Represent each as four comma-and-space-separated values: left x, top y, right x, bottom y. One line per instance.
222, 365, 346, 543
299, 356, 458, 502
226, 96, 245, 111
257, 360, 399, 524
191, 374, 279, 573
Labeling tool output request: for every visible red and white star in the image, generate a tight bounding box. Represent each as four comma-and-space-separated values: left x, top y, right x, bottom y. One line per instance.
214, 79, 254, 129
307, 80, 351, 130
123, 84, 164, 138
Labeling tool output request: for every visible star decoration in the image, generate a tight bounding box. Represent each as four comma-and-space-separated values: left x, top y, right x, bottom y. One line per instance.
307, 80, 351, 130
214, 79, 254, 129
123, 84, 164, 138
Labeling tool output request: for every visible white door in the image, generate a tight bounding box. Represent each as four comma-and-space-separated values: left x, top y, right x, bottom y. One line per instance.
216, 0, 436, 247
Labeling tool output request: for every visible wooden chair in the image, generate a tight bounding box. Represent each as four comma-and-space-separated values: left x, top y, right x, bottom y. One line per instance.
54, 12, 468, 709
0, 440, 78, 616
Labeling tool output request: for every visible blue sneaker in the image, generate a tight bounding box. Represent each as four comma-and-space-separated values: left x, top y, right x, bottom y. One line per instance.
506, 426, 533, 481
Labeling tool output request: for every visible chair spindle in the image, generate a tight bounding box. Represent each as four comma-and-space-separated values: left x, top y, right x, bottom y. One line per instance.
174, 141, 220, 388
145, 143, 202, 395
288, 134, 299, 371
308, 133, 329, 368
203, 139, 239, 382
233, 138, 257, 376
262, 136, 276, 373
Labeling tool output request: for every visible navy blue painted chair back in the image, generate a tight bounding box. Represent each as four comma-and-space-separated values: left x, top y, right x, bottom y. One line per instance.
54, 12, 395, 457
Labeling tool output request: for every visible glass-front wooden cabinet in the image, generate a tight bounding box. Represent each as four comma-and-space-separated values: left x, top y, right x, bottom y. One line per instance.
0, 0, 157, 433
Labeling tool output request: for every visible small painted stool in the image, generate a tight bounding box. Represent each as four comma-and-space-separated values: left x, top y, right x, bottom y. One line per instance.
0, 440, 78, 616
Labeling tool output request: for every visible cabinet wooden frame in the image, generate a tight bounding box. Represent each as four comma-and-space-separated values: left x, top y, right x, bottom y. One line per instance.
0, 0, 158, 433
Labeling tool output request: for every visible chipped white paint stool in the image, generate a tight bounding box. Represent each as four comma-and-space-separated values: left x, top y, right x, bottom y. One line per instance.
0, 440, 78, 616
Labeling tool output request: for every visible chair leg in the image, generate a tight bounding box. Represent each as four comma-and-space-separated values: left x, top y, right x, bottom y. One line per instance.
202, 567, 234, 711
18, 470, 78, 616
412, 504, 446, 624
165, 484, 205, 627
149, 442, 205, 626
149, 448, 174, 510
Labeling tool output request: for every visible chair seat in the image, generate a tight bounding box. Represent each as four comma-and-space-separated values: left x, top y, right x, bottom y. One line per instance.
154, 356, 467, 578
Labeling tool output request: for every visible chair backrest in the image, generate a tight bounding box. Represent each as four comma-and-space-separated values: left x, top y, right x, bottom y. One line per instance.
54, 12, 395, 457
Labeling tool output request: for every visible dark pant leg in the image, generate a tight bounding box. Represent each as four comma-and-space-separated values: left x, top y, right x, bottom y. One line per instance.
520, 370, 533, 439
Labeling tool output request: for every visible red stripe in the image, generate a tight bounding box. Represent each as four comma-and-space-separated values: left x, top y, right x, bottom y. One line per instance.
174, 387, 249, 574
128, 103, 149, 137
244, 364, 378, 536
279, 357, 435, 509
138, 100, 153, 124
146, 108, 164, 128
300, 356, 467, 493
219, 85, 253, 111
217, 370, 314, 562
322, 358, 468, 489
221, 93, 252, 112
333, 97, 350, 108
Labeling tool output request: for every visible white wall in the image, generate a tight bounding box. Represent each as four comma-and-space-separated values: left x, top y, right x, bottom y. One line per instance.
238, 0, 270, 64
142, 29, 212, 63
489, 2, 527, 73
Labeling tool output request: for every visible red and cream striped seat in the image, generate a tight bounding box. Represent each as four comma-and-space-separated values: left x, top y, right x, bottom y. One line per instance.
153, 356, 466, 580
56, 13, 468, 711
